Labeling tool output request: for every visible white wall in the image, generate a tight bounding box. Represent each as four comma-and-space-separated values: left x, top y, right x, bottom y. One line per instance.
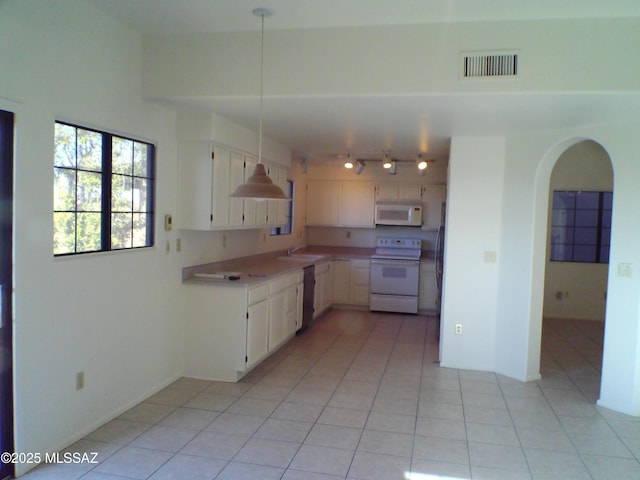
142, 19, 640, 98
439, 138, 505, 372
0, 1, 180, 474
543, 140, 612, 321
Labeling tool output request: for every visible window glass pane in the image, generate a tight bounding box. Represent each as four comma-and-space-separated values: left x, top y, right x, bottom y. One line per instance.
551, 209, 574, 227
601, 209, 612, 227
574, 210, 598, 227
600, 227, 611, 246
133, 178, 148, 212
600, 246, 610, 263
552, 192, 575, 209
111, 213, 132, 249
551, 226, 573, 244
53, 212, 76, 254
576, 191, 599, 209
602, 192, 613, 209
112, 137, 133, 175
574, 245, 596, 263
112, 174, 133, 211
132, 213, 149, 247
54, 123, 76, 168
77, 129, 102, 171
54, 168, 76, 211
76, 212, 101, 252
133, 142, 148, 177
76, 171, 102, 212
550, 244, 572, 262
574, 227, 597, 245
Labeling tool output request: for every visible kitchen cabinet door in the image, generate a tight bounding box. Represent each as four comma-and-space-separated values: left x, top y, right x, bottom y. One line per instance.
419, 261, 439, 312
295, 281, 303, 331
267, 163, 289, 227
243, 155, 258, 227
284, 283, 298, 337
376, 183, 423, 201
306, 181, 339, 225
246, 298, 269, 369
229, 151, 245, 227
268, 289, 286, 350
178, 142, 231, 230
340, 182, 375, 227
332, 259, 351, 304
423, 185, 446, 227
351, 259, 370, 306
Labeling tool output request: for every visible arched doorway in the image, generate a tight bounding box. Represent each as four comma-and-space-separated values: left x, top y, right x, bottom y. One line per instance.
540, 140, 612, 402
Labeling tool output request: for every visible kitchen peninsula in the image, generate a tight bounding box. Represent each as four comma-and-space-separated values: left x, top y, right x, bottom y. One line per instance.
182, 246, 374, 381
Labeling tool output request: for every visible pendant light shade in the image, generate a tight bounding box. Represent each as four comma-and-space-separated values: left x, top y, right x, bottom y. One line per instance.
230, 163, 289, 199
230, 7, 290, 201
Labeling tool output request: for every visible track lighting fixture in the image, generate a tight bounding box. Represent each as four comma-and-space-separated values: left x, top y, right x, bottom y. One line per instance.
344, 154, 354, 169
417, 155, 428, 170
388, 161, 397, 175
382, 153, 392, 169
354, 160, 366, 175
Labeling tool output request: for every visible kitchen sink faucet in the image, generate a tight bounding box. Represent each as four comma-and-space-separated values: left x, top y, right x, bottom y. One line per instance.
287, 245, 305, 256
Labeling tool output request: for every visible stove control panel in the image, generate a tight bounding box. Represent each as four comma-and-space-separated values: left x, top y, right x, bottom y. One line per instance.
376, 237, 422, 249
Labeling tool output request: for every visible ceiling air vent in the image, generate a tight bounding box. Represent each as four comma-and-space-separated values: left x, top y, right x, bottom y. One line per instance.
462, 52, 519, 79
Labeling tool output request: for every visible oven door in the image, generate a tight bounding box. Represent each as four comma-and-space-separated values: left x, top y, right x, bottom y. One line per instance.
370, 258, 420, 296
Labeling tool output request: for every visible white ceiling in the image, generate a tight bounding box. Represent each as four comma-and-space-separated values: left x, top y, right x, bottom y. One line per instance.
88, 0, 640, 163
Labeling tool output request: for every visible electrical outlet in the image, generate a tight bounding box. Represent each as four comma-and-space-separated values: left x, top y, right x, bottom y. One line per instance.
346, 231, 351, 239
455, 324, 463, 335
222, 234, 227, 248
263, 232, 267, 243
76, 371, 85, 391
165, 240, 170, 254
176, 238, 182, 252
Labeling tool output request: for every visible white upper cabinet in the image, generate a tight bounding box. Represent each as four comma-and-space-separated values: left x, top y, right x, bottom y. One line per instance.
267, 163, 289, 227
179, 140, 290, 230
306, 181, 340, 226
229, 151, 246, 227
422, 184, 446, 227
178, 142, 231, 230
375, 183, 423, 201
306, 181, 374, 227
340, 182, 375, 227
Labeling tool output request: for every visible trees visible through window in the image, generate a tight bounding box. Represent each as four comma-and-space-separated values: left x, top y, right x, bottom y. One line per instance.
54, 122, 155, 255
550, 190, 612, 263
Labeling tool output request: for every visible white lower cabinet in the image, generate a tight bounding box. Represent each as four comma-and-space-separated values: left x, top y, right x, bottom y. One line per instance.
185, 271, 302, 381
351, 259, 371, 305
419, 261, 439, 312
246, 293, 269, 369
332, 259, 351, 304
314, 261, 332, 318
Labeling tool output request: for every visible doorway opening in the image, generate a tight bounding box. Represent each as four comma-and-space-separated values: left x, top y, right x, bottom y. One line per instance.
0, 109, 14, 480
540, 140, 612, 403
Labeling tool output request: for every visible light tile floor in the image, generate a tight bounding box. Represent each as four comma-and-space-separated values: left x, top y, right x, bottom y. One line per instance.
22, 311, 640, 479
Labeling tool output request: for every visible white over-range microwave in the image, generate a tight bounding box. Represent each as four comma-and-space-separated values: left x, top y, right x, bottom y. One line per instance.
374, 202, 423, 227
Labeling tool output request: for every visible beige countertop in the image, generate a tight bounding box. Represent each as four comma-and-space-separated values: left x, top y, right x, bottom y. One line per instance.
182, 246, 375, 287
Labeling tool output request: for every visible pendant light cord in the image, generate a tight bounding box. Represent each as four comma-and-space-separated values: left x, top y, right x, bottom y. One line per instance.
258, 12, 265, 165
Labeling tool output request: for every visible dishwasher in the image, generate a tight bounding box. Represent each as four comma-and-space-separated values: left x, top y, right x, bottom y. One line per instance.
297, 264, 315, 333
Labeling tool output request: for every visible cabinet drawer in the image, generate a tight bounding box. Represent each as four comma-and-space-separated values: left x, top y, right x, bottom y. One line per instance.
287, 271, 302, 287
351, 259, 370, 269
270, 275, 289, 295
352, 268, 370, 285
248, 283, 269, 304
315, 261, 331, 274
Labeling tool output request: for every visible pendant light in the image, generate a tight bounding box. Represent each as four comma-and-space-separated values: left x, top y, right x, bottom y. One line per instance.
230, 8, 289, 201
